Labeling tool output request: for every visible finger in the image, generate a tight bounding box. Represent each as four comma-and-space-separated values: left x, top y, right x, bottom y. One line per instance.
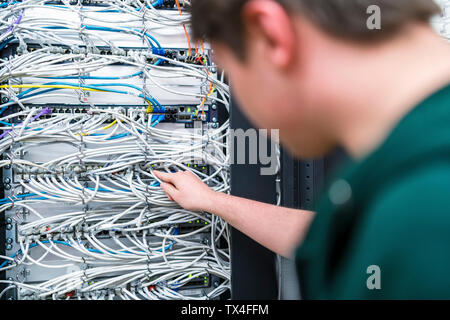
160, 182, 178, 201
185, 170, 200, 180
185, 170, 196, 177
153, 170, 176, 184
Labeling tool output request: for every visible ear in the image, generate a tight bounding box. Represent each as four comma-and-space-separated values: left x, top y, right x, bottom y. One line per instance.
242, 0, 297, 69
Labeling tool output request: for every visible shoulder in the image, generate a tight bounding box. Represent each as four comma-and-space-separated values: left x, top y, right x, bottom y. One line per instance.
364, 161, 450, 232
330, 162, 450, 299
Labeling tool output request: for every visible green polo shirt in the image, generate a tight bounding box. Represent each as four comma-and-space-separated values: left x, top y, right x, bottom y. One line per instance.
296, 84, 450, 299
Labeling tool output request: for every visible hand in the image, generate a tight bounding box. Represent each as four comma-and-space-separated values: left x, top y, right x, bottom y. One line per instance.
153, 170, 216, 212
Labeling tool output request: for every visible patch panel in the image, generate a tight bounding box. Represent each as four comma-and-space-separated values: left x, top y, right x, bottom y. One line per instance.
5, 43, 212, 67
4, 104, 216, 125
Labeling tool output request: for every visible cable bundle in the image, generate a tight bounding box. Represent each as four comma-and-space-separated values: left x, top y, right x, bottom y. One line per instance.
0, 0, 231, 300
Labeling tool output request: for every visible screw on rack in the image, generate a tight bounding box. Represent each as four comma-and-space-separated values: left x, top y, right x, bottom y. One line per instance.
20, 268, 30, 279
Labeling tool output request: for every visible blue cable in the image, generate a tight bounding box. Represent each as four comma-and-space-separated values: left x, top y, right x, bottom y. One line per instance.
15, 81, 164, 111
0, 187, 134, 205
0, 0, 168, 52
0, 37, 13, 51
151, 0, 165, 8
0, 0, 16, 8
0, 119, 164, 143
0, 183, 170, 204
0, 109, 165, 135
49, 0, 164, 12
0, 105, 8, 116
88, 25, 163, 50
0, 227, 179, 269
41, 25, 163, 51
0, 120, 12, 126
0, 193, 37, 203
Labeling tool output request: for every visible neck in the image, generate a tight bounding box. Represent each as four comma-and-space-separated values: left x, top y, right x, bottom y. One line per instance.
328, 24, 450, 159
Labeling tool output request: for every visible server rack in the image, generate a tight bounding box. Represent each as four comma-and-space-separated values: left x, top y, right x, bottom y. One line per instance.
0, 3, 229, 300
229, 98, 278, 300
229, 97, 348, 299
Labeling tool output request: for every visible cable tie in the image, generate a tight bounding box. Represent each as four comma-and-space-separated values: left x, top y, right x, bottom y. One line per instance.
6, 152, 14, 167
7, 127, 16, 146
141, 27, 149, 47
202, 132, 210, 154
200, 289, 210, 300
8, 196, 15, 209
81, 270, 88, 283
144, 195, 151, 211
79, 194, 85, 207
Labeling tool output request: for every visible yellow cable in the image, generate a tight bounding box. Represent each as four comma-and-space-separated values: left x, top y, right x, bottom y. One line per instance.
0, 85, 154, 107
101, 120, 117, 131
1, 85, 154, 109
199, 84, 215, 109
146, 101, 153, 114
1, 85, 155, 134
1, 85, 110, 137
209, 84, 216, 96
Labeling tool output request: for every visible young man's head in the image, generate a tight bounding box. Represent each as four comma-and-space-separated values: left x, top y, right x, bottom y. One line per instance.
190, 0, 443, 158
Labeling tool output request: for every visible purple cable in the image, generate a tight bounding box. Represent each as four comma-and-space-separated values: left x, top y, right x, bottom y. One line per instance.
0, 107, 52, 140
2, 10, 24, 38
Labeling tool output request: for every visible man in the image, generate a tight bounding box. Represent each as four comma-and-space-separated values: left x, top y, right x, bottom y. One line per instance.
154, 0, 450, 299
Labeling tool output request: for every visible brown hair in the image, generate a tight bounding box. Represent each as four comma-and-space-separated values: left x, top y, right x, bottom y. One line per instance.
189, 0, 441, 58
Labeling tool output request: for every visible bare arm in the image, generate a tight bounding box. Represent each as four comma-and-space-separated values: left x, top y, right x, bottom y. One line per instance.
154, 170, 315, 258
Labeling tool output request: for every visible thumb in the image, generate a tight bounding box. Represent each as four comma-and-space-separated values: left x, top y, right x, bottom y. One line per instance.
160, 182, 178, 201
